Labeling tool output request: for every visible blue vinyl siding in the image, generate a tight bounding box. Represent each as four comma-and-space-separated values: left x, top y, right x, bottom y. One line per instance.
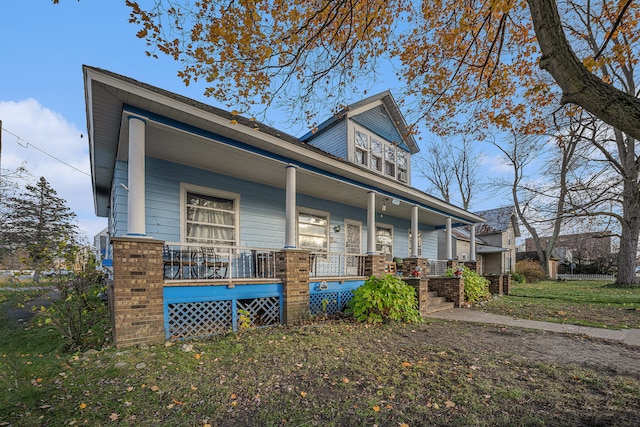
305, 121, 348, 159
112, 157, 440, 257
351, 105, 410, 152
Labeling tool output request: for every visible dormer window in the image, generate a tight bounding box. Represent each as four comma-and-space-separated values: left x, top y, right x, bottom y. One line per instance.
371, 138, 383, 171
385, 146, 395, 177
397, 152, 408, 182
354, 129, 369, 166
351, 125, 410, 184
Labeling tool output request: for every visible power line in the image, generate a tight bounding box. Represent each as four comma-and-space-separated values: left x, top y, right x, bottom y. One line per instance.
0, 125, 90, 177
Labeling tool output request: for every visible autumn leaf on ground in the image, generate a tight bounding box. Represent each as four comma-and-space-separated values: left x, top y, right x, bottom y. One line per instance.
194, 353, 201, 360
373, 405, 380, 412
402, 362, 412, 367
400, 423, 410, 427
300, 391, 307, 397
109, 413, 119, 421
78, 403, 87, 410
150, 385, 160, 392
191, 385, 198, 391
230, 393, 237, 400
342, 377, 350, 383
445, 400, 456, 408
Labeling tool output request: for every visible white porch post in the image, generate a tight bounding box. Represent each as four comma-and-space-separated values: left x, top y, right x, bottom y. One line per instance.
284, 164, 297, 248
410, 205, 419, 257
445, 217, 452, 260
367, 191, 376, 254
470, 224, 476, 261
127, 116, 146, 236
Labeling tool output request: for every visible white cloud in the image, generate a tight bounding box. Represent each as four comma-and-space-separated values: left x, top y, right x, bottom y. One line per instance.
0, 99, 106, 242
477, 152, 512, 174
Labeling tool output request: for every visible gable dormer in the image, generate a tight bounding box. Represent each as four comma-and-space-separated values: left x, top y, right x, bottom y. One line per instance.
301, 91, 419, 186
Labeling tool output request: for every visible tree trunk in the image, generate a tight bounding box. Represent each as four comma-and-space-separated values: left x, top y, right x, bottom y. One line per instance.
527, 0, 640, 142
617, 174, 640, 286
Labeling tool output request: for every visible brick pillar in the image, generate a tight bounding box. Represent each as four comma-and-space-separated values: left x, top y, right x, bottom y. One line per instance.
275, 249, 310, 324
402, 258, 429, 277
428, 277, 465, 307
110, 237, 165, 348
485, 274, 504, 295
502, 274, 511, 295
402, 277, 429, 317
363, 254, 386, 277
447, 260, 459, 271
461, 261, 478, 273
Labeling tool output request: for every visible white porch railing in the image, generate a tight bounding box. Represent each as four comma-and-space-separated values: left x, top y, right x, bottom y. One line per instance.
427, 260, 449, 276
310, 252, 368, 278
163, 243, 278, 281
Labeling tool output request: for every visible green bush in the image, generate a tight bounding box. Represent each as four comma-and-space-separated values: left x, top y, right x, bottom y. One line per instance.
445, 266, 491, 303
512, 272, 526, 283
515, 259, 547, 283
346, 275, 422, 324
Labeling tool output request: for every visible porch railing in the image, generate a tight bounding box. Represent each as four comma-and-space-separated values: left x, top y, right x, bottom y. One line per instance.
163, 243, 278, 281
310, 252, 368, 278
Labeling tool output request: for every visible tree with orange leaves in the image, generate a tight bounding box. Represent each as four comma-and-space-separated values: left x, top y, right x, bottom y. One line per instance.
125, 0, 640, 285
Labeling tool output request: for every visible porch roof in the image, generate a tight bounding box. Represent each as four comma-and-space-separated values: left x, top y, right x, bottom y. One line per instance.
84, 66, 484, 227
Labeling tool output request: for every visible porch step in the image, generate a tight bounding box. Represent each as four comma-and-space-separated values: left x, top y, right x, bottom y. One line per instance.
426, 291, 454, 314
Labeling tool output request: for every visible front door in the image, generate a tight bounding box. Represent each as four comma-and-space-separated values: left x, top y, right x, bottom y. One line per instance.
345, 220, 362, 275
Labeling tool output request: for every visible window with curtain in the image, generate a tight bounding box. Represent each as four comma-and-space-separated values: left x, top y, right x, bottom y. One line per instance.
298, 211, 328, 252
376, 225, 393, 261
185, 191, 236, 245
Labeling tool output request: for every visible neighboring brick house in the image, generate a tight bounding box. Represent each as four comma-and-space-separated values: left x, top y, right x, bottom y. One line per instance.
524, 231, 613, 273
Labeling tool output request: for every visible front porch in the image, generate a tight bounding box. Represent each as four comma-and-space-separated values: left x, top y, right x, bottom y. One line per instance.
108, 238, 510, 348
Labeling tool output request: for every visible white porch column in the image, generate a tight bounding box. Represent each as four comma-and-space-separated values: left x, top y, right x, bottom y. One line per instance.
470, 224, 477, 261
127, 116, 146, 236
445, 217, 452, 260
366, 191, 376, 254
410, 205, 419, 257
284, 164, 297, 248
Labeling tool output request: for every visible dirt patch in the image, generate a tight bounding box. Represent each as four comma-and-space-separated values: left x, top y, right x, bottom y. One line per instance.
418, 319, 640, 378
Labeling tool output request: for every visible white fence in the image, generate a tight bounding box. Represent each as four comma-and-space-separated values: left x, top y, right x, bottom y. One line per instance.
557, 274, 616, 281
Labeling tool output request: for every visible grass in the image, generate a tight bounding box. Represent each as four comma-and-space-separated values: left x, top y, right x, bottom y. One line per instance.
476, 280, 640, 329
1, 282, 640, 426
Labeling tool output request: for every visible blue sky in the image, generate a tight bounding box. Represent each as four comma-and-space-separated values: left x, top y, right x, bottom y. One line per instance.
1, 1, 510, 243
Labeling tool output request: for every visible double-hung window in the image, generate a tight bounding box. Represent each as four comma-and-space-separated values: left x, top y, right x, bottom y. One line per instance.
183, 186, 238, 246
370, 138, 383, 172
354, 129, 369, 166
385, 146, 395, 177
397, 151, 408, 182
376, 224, 393, 261
298, 210, 329, 252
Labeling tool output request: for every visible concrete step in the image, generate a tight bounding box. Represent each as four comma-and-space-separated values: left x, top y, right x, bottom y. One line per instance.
427, 301, 455, 314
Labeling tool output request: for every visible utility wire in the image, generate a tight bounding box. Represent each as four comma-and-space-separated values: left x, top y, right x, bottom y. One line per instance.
0, 125, 90, 177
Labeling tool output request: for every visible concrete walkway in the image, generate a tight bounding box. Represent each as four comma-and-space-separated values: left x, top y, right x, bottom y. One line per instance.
427, 308, 640, 347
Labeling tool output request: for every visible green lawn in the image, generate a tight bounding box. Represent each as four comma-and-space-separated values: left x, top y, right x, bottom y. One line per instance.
1, 284, 640, 426
477, 280, 640, 329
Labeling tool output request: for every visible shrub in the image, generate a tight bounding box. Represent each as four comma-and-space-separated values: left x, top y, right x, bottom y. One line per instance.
512, 272, 526, 283
515, 259, 547, 283
36, 269, 110, 351
445, 266, 491, 303
346, 274, 422, 324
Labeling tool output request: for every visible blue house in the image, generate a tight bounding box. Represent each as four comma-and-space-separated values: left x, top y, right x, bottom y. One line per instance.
84, 66, 485, 347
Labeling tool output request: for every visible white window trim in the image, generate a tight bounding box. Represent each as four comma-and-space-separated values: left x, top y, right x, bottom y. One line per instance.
180, 183, 240, 245
350, 122, 411, 184
296, 206, 330, 252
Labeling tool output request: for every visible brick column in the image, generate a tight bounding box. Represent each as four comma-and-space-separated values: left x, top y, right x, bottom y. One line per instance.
461, 261, 478, 273
362, 254, 386, 277
402, 277, 429, 317
110, 237, 164, 348
447, 260, 459, 271
275, 249, 310, 324
485, 274, 504, 295
428, 277, 465, 307
402, 258, 429, 277
502, 274, 512, 295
